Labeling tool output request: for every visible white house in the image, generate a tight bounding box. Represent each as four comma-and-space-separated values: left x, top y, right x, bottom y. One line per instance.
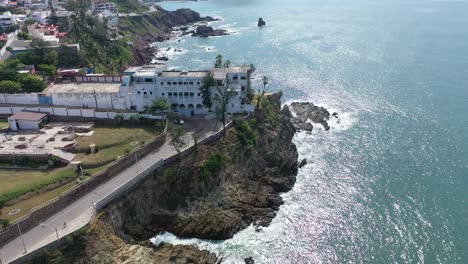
8, 111, 47, 131
120, 65, 254, 115
0, 12, 17, 28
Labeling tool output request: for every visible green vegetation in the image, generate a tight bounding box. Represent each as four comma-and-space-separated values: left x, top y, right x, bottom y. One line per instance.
0, 181, 76, 222
260, 96, 279, 126
75, 124, 161, 168
145, 98, 170, 114
31, 227, 87, 263
170, 127, 186, 155
237, 118, 259, 147
0, 119, 8, 128
200, 72, 214, 110
200, 153, 224, 180
113, 0, 149, 13
17, 31, 32, 40
0, 167, 76, 206
118, 12, 171, 40
0, 59, 48, 93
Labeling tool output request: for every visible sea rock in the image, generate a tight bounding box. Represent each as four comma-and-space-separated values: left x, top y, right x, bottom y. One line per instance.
299, 158, 307, 168
245, 257, 255, 264
258, 17, 266, 27
289, 102, 331, 131
192, 25, 229, 37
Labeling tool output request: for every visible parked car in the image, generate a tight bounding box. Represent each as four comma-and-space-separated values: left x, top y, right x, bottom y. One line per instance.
173, 119, 185, 125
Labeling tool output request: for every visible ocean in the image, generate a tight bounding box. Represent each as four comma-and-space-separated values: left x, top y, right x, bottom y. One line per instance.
150, 0, 468, 263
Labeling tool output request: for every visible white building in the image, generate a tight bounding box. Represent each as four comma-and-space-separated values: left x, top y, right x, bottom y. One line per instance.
0, 12, 17, 28
120, 65, 254, 115
31, 11, 51, 24
92, 0, 117, 14
8, 111, 47, 131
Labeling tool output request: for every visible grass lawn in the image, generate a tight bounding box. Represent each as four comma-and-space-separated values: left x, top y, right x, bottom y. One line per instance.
0, 119, 9, 129
75, 124, 161, 167
0, 167, 77, 205
0, 181, 77, 222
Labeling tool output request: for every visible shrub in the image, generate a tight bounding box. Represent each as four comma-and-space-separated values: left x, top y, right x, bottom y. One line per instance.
236, 119, 259, 147
0, 219, 9, 229
123, 148, 130, 155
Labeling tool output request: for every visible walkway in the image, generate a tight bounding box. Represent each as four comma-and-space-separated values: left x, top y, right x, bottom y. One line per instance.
0, 119, 222, 263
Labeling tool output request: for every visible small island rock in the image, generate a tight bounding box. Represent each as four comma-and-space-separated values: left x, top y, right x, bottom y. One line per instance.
258, 17, 266, 27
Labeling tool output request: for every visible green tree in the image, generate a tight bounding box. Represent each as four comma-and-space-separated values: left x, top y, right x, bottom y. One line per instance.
214, 85, 234, 133
214, 54, 223, 68
170, 127, 186, 155
0, 68, 19, 81
200, 72, 214, 110
223, 59, 231, 68
145, 98, 170, 114
38, 64, 57, 80
0, 80, 22, 94
257, 76, 269, 108
19, 74, 47, 92
250, 64, 256, 73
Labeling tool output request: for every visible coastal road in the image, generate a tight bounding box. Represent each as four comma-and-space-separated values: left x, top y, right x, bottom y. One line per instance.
0, 119, 222, 264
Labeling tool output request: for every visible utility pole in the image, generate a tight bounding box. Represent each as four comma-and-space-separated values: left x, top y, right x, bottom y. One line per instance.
55, 227, 59, 240
17, 223, 27, 254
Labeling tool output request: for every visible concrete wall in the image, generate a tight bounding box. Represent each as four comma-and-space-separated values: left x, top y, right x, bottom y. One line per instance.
0, 106, 149, 121
0, 93, 39, 105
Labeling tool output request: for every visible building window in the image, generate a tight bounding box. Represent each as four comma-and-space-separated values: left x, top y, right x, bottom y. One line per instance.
184, 82, 188, 85
144, 92, 147, 95
150, 91, 153, 95
241, 86, 245, 91
240, 76, 246, 80
189, 92, 194, 97
184, 92, 189, 96
161, 82, 164, 85
178, 82, 183, 85
233, 75, 238, 80
168, 92, 172, 97
189, 82, 194, 85
173, 82, 177, 85
168, 82, 171, 85
137, 91, 141, 94
197, 93, 201, 96
179, 92, 183, 96
145, 78, 153, 83
197, 81, 200, 85
162, 93, 164, 96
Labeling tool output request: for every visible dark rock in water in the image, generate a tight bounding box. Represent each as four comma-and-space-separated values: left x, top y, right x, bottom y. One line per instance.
299, 158, 307, 168
289, 102, 331, 131
156, 56, 169, 61
245, 257, 255, 264
258, 17, 266, 27
192, 25, 229, 37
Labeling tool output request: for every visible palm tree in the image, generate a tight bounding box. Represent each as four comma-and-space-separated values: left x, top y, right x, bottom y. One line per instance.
257, 76, 269, 108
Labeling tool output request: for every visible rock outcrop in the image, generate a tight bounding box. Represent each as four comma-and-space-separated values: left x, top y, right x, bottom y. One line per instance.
289, 102, 332, 131
106, 92, 298, 241
119, 6, 219, 65
258, 17, 266, 27
192, 25, 229, 37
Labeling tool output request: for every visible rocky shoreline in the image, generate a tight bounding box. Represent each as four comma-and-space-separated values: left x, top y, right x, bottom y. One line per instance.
121, 6, 228, 65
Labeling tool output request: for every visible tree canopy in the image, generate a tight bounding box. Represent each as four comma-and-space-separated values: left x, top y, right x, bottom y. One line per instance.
0, 80, 22, 94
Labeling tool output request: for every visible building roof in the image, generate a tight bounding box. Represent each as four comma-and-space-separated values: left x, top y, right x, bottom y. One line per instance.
10, 111, 47, 121
44, 82, 120, 93
158, 71, 208, 78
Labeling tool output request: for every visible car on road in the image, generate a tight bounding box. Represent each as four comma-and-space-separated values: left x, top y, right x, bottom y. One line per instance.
173, 118, 185, 125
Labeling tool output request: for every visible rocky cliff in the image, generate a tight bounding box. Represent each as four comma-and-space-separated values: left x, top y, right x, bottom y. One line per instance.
30, 93, 298, 263
106, 93, 298, 242
119, 6, 217, 64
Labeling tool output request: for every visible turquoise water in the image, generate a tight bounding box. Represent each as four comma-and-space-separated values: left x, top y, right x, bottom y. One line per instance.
152, 0, 468, 263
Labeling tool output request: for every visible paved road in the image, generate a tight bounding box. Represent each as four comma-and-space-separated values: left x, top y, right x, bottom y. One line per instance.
0, 119, 222, 263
